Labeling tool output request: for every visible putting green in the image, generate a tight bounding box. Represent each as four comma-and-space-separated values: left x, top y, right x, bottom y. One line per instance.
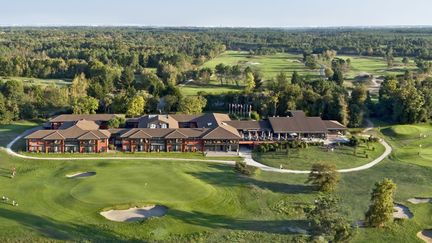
69, 162, 214, 205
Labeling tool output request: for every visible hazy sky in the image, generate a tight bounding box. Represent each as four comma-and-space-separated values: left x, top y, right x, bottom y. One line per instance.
1, 0, 432, 27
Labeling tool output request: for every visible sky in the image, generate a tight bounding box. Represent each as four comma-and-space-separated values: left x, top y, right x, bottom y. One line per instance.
1, 0, 432, 27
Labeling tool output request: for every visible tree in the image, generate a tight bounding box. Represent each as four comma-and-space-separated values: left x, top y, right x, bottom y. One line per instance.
107, 116, 126, 128
72, 96, 99, 114
349, 85, 368, 127
70, 73, 89, 100
365, 178, 397, 227
291, 71, 301, 85
126, 95, 146, 117
305, 194, 355, 242
178, 96, 207, 114
307, 163, 340, 192
402, 57, 409, 66
332, 70, 344, 86
324, 67, 334, 78
244, 72, 255, 93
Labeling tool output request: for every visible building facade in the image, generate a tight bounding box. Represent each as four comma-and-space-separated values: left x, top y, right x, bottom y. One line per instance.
25, 111, 346, 153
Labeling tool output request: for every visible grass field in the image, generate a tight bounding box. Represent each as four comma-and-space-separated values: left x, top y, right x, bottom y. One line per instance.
338, 55, 417, 80
253, 142, 385, 170
0, 122, 431, 242
202, 51, 317, 80
0, 76, 71, 87
179, 81, 243, 96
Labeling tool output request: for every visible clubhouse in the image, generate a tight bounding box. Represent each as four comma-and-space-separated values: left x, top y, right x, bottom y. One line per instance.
25, 111, 346, 153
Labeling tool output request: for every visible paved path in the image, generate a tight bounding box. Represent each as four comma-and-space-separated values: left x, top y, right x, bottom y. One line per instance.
4, 120, 392, 174
241, 119, 392, 174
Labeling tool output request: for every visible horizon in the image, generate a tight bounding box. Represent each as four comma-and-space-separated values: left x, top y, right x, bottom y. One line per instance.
2, 0, 432, 27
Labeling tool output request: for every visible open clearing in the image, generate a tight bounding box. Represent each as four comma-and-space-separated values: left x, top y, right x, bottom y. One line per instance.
0, 121, 432, 242
0, 76, 71, 87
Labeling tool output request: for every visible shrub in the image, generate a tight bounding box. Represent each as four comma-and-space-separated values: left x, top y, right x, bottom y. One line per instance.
108, 144, 115, 150
349, 136, 360, 147
234, 161, 258, 176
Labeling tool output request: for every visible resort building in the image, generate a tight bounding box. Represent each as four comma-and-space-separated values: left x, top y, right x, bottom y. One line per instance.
25, 111, 346, 153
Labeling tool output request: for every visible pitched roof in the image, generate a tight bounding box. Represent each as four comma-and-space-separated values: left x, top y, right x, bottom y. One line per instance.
225, 120, 271, 130
193, 113, 231, 128
75, 120, 100, 130
25, 130, 55, 139
42, 131, 65, 140
268, 116, 328, 133
324, 120, 348, 130
202, 126, 241, 140
165, 130, 188, 139
136, 115, 179, 128
50, 114, 117, 122
128, 130, 152, 139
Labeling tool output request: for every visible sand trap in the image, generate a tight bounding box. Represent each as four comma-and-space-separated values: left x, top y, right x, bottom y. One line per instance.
408, 197, 432, 204
393, 203, 413, 219
247, 62, 260, 65
66, 171, 96, 179
417, 230, 432, 243
100, 205, 167, 222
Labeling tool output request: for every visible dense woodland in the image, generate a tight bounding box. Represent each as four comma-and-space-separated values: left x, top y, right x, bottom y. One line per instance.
1, 27, 432, 126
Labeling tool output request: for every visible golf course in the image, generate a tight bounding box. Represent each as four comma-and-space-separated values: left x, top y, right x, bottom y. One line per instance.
0, 120, 431, 242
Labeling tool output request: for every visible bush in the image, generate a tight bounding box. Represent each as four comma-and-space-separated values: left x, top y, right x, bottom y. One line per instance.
349, 136, 360, 147
234, 161, 258, 176
250, 111, 260, 120
108, 144, 115, 150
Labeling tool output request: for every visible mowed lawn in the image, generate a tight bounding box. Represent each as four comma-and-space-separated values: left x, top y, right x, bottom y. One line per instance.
382, 123, 432, 168
338, 55, 417, 79
0, 122, 432, 242
253, 142, 385, 170
202, 51, 318, 80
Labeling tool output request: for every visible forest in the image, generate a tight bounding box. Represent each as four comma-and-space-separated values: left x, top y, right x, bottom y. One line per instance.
1, 27, 432, 126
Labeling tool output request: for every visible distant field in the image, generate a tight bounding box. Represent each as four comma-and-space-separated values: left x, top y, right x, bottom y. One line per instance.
202, 51, 318, 80
0, 76, 71, 87
338, 55, 417, 79
179, 81, 242, 96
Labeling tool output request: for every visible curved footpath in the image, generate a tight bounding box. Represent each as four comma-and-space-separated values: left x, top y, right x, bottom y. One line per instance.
4, 121, 392, 174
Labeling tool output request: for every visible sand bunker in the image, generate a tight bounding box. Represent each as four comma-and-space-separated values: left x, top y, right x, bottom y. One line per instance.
66, 171, 96, 179
247, 62, 260, 65
393, 203, 413, 219
100, 205, 167, 222
408, 197, 432, 204
417, 230, 432, 243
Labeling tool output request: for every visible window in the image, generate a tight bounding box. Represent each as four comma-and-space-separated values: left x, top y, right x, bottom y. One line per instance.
161, 123, 167, 128
150, 124, 156, 129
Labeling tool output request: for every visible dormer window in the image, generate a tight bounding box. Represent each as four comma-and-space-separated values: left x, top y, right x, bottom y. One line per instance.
161, 123, 167, 129
150, 124, 156, 129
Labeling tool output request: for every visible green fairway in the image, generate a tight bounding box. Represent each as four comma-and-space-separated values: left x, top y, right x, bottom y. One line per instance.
338, 55, 417, 79
202, 51, 318, 80
1, 122, 432, 242
179, 81, 243, 96
253, 142, 385, 170
0, 76, 71, 87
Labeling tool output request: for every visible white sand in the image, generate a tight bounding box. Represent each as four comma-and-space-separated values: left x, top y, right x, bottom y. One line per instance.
393, 204, 413, 219
100, 205, 167, 222
66, 171, 96, 179
408, 198, 432, 204
417, 230, 432, 243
